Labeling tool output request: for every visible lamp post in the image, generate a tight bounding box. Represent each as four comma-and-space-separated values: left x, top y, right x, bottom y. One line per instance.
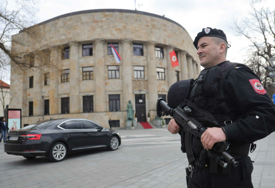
269, 56, 275, 67
266, 56, 275, 80
267, 56, 275, 104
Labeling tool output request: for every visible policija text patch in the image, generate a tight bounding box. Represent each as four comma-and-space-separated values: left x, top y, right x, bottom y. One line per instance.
249, 79, 267, 95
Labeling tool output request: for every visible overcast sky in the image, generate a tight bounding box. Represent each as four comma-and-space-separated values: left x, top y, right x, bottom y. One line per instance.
2, 0, 275, 84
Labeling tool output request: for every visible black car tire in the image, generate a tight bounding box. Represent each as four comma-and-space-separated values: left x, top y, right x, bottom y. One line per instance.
108, 136, 119, 151
48, 142, 67, 162
23, 156, 36, 160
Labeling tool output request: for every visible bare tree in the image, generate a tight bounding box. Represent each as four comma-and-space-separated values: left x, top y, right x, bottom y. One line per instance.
232, 0, 275, 89
0, 0, 40, 68
0, 69, 12, 115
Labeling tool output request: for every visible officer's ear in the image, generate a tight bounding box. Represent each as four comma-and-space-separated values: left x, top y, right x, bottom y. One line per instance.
219, 43, 226, 55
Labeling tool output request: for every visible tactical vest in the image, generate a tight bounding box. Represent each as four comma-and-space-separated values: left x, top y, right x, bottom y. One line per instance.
189, 61, 258, 123
185, 61, 258, 172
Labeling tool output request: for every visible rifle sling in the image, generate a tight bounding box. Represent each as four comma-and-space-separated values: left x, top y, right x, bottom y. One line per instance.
185, 131, 196, 164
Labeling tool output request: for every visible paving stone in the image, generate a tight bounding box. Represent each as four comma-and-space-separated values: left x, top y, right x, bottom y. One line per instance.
0, 129, 274, 188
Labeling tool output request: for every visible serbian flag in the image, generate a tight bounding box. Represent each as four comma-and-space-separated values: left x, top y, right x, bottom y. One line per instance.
169, 50, 179, 67
111, 44, 121, 63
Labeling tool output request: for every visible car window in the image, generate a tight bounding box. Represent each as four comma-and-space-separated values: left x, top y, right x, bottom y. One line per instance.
81, 120, 100, 129
59, 123, 66, 129
64, 121, 83, 129
29, 122, 52, 130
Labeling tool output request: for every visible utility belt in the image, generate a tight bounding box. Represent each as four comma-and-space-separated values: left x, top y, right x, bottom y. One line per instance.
185, 143, 251, 182
185, 124, 253, 175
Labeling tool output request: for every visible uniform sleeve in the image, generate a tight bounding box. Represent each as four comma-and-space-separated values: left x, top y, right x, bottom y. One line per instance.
223, 68, 275, 143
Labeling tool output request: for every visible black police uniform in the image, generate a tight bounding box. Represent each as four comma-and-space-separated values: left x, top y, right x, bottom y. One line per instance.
176, 28, 275, 188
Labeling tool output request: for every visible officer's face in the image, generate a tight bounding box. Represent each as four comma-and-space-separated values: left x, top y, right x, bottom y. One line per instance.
197, 37, 222, 68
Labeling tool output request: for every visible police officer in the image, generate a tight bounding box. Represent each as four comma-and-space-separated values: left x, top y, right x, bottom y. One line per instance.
168, 27, 275, 188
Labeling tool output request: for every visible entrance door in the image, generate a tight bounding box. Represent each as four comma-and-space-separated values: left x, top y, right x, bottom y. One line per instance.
135, 94, 146, 122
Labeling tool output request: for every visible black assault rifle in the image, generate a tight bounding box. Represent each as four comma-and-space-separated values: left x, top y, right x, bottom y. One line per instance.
157, 98, 239, 168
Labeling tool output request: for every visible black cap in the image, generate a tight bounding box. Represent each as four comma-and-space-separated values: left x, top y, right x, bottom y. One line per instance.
193, 27, 227, 49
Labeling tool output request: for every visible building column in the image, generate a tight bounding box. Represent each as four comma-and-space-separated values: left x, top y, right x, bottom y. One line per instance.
94, 39, 106, 112
69, 42, 80, 113
193, 60, 198, 78
166, 46, 177, 88
187, 55, 194, 79
180, 51, 188, 80
197, 62, 201, 74
10, 61, 24, 112
49, 47, 60, 115
22, 71, 28, 116
121, 39, 133, 111
147, 41, 157, 113
33, 55, 43, 116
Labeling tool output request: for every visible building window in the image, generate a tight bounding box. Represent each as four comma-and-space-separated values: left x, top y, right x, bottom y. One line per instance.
83, 95, 93, 112
134, 66, 145, 79
82, 44, 93, 56
109, 94, 120, 111
44, 73, 50, 85
63, 47, 70, 59
29, 76, 33, 88
107, 43, 119, 55
61, 69, 70, 83
30, 56, 34, 67
155, 46, 164, 58
133, 44, 143, 56
109, 120, 120, 127
44, 99, 49, 115
29, 101, 33, 116
82, 67, 93, 80
157, 68, 165, 80
176, 71, 180, 82
61, 97, 69, 114
108, 66, 120, 79
158, 94, 167, 102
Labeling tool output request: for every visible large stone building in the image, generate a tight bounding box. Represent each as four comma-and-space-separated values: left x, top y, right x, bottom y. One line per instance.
10, 9, 200, 128
0, 80, 10, 117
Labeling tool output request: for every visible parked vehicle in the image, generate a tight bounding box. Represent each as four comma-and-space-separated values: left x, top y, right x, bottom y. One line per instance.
4, 118, 121, 162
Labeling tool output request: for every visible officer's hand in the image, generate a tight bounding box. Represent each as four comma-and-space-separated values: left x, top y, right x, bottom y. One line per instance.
201, 127, 226, 150
167, 119, 180, 134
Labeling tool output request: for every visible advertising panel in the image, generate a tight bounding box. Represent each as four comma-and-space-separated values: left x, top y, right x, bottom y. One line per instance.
7, 109, 21, 131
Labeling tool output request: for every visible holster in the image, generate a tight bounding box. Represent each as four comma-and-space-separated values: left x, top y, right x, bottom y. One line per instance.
185, 167, 190, 187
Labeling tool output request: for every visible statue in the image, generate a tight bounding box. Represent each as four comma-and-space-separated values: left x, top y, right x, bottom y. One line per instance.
127, 100, 134, 121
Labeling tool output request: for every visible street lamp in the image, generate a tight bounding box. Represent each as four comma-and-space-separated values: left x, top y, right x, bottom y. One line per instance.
269, 56, 275, 67
266, 56, 275, 78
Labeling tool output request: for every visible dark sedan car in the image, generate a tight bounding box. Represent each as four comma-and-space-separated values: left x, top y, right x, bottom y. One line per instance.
4, 118, 121, 162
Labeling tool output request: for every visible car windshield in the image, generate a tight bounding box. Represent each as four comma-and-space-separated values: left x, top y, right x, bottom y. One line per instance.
21, 121, 52, 130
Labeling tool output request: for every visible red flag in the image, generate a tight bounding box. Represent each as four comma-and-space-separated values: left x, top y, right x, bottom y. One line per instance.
169, 50, 179, 67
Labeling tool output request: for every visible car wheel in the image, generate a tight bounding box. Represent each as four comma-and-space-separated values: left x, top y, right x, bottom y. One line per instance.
49, 142, 67, 162
23, 156, 36, 160
108, 136, 119, 151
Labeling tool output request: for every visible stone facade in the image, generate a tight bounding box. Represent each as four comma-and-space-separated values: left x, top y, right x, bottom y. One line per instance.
10, 9, 200, 128
0, 80, 10, 117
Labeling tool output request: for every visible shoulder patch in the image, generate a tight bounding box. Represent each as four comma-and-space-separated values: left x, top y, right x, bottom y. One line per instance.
249, 79, 267, 95
235, 66, 242, 69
